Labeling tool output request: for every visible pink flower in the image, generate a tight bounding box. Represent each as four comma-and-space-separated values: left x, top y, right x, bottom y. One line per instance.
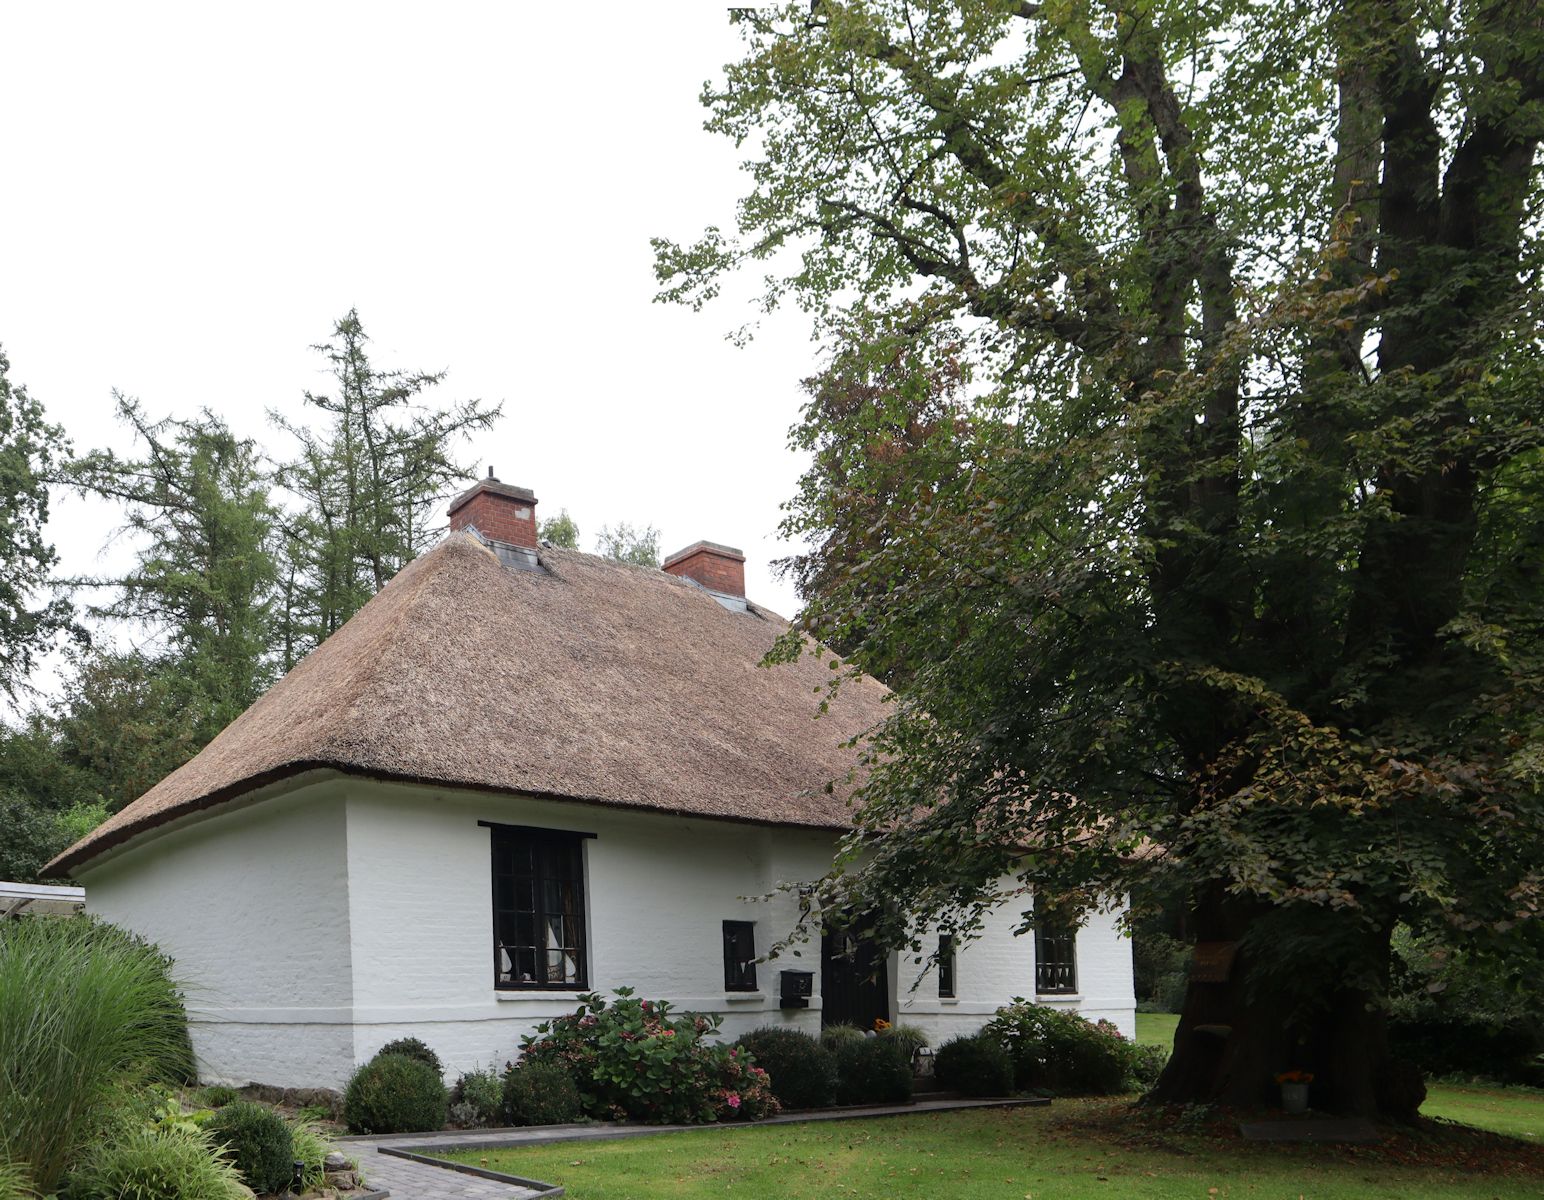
726, 1094, 741, 1109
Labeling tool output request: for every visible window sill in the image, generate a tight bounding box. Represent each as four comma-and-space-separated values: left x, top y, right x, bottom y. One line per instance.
724, 992, 767, 1002
494, 989, 586, 1001
1035, 993, 1083, 1003
937, 997, 960, 1006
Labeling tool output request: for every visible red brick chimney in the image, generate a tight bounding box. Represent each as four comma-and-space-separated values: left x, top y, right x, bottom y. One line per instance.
448, 471, 538, 550
662, 541, 746, 598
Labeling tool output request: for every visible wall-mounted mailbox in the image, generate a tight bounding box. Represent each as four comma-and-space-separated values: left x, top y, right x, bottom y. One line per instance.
779, 969, 814, 1009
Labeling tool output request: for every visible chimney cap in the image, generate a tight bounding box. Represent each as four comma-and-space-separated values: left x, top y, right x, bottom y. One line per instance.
662, 540, 746, 570
448, 477, 537, 516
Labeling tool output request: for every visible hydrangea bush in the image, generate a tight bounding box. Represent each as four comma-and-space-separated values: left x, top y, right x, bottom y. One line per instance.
518, 988, 777, 1124
983, 1000, 1133, 1095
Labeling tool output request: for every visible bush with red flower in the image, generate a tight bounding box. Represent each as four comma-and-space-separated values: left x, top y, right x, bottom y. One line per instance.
518, 988, 779, 1124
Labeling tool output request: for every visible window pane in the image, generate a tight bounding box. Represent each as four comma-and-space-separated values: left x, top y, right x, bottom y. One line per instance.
491, 826, 589, 989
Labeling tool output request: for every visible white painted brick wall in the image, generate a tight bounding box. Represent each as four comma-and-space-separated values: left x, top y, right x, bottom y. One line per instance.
81, 775, 1135, 1089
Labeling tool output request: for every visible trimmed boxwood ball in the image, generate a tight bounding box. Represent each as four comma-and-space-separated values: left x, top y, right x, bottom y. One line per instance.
373, 1036, 443, 1077
502, 1062, 584, 1126
735, 1027, 839, 1110
205, 1100, 295, 1195
344, 1053, 449, 1134
934, 1034, 1015, 1098
830, 1036, 913, 1106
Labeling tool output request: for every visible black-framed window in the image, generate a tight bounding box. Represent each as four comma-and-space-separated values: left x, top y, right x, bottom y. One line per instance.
1035, 926, 1077, 995
723, 920, 757, 992
484, 822, 592, 990
937, 934, 956, 998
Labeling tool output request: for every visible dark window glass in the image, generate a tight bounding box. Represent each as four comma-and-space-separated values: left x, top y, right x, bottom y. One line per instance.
1034, 926, 1077, 995
938, 934, 956, 998
723, 920, 757, 992
489, 824, 590, 990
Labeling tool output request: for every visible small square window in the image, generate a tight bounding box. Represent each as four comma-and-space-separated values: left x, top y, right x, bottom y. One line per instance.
938, 934, 956, 998
723, 920, 757, 992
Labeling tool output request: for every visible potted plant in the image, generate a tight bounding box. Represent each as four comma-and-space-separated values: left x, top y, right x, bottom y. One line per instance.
1275, 1070, 1313, 1114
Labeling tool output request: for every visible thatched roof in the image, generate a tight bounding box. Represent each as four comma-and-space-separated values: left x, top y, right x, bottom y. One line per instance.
48, 534, 890, 877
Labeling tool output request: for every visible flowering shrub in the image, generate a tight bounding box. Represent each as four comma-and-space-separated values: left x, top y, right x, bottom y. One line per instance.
519, 988, 778, 1124
983, 1000, 1133, 1095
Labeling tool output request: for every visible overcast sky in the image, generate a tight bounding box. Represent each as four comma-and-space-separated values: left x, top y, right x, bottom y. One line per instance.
0, 2, 819, 694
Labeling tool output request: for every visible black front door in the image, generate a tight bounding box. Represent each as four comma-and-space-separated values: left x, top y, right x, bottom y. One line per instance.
821, 924, 890, 1030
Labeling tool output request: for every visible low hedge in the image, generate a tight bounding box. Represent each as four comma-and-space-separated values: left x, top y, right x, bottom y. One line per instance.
502, 1062, 584, 1127
734, 1027, 838, 1109
934, 1034, 1015, 1097
830, 1035, 913, 1106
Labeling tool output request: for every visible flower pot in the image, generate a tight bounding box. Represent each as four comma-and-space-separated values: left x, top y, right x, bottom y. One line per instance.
1280, 1081, 1310, 1114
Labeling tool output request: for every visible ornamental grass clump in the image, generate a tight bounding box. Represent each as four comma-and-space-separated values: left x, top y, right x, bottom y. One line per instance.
734, 1027, 839, 1109
205, 1102, 295, 1196
984, 1000, 1133, 1095
343, 1053, 449, 1134
66, 1125, 244, 1200
0, 916, 194, 1197
519, 988, 778, 1124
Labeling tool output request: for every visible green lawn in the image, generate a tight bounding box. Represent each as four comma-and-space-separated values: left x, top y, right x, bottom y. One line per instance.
446, 1102, 1543, 1199
1134, 1011, 1544, 1141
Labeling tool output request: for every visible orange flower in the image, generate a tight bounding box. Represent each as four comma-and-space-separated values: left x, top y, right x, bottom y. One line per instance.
873, 1018, 891, 1032
1275, 1070, 1314, 1084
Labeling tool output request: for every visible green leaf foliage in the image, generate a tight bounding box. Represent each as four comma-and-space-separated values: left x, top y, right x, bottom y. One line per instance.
658, 0, 1544, 1112
0, 347, 71, 700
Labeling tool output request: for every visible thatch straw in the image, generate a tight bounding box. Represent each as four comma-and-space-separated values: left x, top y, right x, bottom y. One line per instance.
50, 534, 889, 876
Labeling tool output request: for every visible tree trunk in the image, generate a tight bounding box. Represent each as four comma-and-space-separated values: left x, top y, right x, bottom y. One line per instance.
1146, 892, 1394, 1117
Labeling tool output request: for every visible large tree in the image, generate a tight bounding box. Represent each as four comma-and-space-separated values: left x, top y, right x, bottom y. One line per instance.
69, 396, 279, 739
0, 347, 71, 698
657, 0, 1544, 1116
273, 311, 500, 665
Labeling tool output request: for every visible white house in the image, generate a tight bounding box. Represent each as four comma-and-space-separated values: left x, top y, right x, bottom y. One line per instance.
48, 477, 1135, 1090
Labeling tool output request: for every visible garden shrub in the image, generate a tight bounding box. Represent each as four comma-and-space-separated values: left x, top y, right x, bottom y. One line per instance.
519, 988, 779, 1124
933, 1034, 1015, 1097
372, 1036, 443, 1078
1388, 927, 1544, 1085
67, 1125, 243, 1200
1128, 1044, 1169, 1091
343, 1054, 449, 1134
734, 1027, 838, 1109
714, 1045, 780, 1121
830, 1036, 913, 1105
205, 1101, 295, 1195
449, 1065, 504, 1128
984, 1000, 1133, 1095
0, 916, 194, 1196
501, 1062, 584, 1127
